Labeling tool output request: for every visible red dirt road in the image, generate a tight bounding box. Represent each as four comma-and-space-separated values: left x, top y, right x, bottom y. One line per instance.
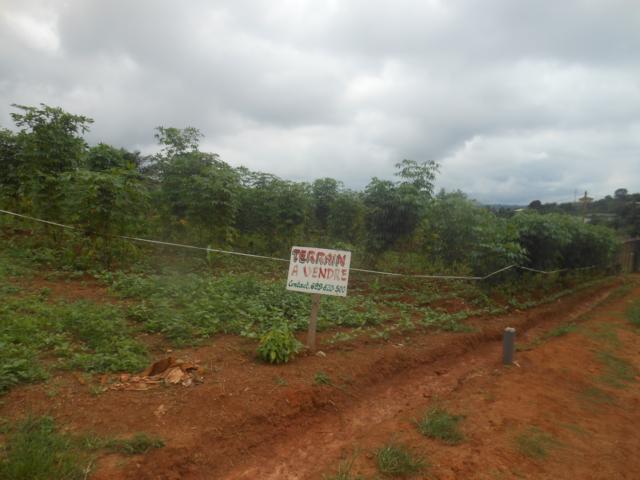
2, 276, 639, 479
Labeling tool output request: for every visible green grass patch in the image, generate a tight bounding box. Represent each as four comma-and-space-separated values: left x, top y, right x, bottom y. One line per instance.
583, 322, 621, 348
104, 271, 389, 346
515, 427, 560, 460
596, 351, 636, 388
625, 300, 640, 328
314, 371, 332, 386
375, 441, 426, 477
415, 407, 464, 444
0, 294, 148, 394
0, 416, 165, 480
94, 433, 164, 455
578, 386, 614, 405
322, 456, 363, 480
0, 416, 88, 480
542, 323, 577, 340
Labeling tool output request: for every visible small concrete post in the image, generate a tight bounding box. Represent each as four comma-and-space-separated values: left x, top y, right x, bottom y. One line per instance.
502, 327, 516, 365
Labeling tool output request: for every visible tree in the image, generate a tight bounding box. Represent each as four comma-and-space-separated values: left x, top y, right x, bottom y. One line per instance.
394, 159, 439, 199
311, 177, 340, 231
614, 188, 628, 200
152, 127, 240, 245
0, 128, 20, 208
528, 200, 542, 210
11, 103, 93, 175
363, 178, 422, 253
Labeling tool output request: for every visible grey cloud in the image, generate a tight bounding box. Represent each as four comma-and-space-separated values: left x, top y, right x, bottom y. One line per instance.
0, 0, 638, 204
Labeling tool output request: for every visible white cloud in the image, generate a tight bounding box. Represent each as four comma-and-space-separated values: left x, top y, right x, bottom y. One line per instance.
0, 0, 638, 203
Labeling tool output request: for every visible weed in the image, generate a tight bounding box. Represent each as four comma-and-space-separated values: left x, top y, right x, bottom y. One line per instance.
415, 407, 464, 444
515, 427, 559, 459
542, 323, 577, 340
596, 351, 636, 388
579, 386, 614, 405
0, 293, 148, 394
101, 434, 165, 455
322, 456, 363, 480
583, 322, 621, 348
0, 416, 88, 480
314, 371, 332, 385
274, 376, 288, 386
256, 323, 302, 364
375, 441, 426, 477
626, 300, 640, 328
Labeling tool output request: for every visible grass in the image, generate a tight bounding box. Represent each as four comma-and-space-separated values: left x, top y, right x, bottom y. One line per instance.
596, 351, 636, 388
578, 386, 614, 405
515, 427, 560, 460
0, 416, 164, 480
100, 434, 165, 455
375, 441, 426, 477
415, 407, 464, 444
322, 456, 363, 480
0, 416, 88, 480
542, 323, 577, 340
626, 300, 640, 328
314, 371, 332, 385
0, 294, 148, 394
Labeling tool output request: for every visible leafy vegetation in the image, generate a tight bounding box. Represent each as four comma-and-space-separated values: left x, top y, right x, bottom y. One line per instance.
515, 427, 560, 460
0, 416, 87, 480
596, 351, 636, 388
626, 300, 640, 328
375, 441, 426, 477
0, 276, 147, 393
0, 416, 163, 480
257, 323, 302, 364
0, 103, 623, 275
322, 456, 363, 480
415, 407, 464, 444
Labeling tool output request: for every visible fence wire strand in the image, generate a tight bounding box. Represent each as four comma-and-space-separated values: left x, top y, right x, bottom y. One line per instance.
0, 208, 595, 281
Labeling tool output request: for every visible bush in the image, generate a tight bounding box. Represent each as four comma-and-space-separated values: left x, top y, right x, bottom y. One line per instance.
256, 323, 303, 364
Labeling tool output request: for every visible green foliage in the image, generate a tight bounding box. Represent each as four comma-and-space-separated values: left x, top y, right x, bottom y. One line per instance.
512, 212, 618, 270
256, 323, 302, 364
107, 271, 384, 346
515, 427, 559, 459
415, 407, 464, 444
626, 300, 640, 328
322, 456, 363, 480
596, 351, 636, 388
579, 386, 614, 405
0, 416, 164, 480
314, 371, 332, 385
100, 434, 164, 455
0, 289, 147, 393
0, 416, 87, 480
375, 441, 426, 477
424, 191, 526, 275
363, 178, 421, 253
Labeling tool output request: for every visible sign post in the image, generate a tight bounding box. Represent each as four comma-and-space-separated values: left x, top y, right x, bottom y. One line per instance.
286, 246, 351, 351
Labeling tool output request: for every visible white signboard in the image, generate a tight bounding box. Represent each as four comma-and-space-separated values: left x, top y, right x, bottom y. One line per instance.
286, 246, 351, 297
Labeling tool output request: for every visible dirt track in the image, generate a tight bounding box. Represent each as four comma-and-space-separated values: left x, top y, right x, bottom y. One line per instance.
2, 276, 639, 479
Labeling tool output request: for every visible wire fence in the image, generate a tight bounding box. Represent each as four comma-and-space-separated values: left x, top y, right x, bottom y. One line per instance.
0, 208, 596, 281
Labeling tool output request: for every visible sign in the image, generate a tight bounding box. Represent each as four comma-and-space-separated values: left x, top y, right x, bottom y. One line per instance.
286, 246, 351, 297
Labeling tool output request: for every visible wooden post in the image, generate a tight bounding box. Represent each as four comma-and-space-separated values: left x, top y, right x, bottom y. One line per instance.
307, 293, 321, 352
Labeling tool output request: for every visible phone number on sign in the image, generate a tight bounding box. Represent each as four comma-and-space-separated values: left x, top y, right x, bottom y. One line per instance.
308, 283, 346, 294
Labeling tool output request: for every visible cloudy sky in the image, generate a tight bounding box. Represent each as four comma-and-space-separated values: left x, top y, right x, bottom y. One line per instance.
1, 0, 638, 204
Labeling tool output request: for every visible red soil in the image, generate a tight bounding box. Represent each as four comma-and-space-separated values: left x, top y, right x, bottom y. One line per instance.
1, 276, 638, 479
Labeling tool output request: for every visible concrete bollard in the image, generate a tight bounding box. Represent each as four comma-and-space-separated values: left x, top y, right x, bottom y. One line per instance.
503, 327, 516, 365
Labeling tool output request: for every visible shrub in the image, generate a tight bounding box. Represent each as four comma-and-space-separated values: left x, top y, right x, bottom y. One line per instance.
256, 323, 302, 364
415, 407, 464, 444
375, 441, 426, 477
